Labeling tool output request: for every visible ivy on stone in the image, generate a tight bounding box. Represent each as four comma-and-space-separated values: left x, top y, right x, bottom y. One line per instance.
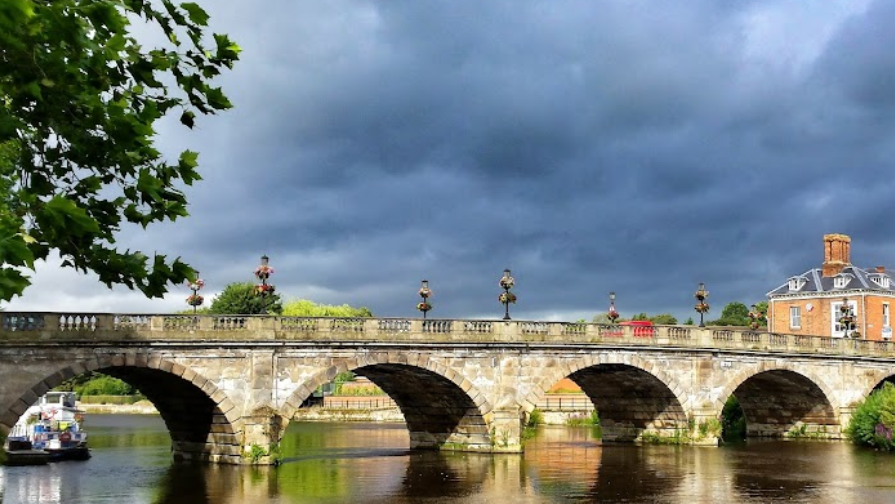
0, 0, 240, 302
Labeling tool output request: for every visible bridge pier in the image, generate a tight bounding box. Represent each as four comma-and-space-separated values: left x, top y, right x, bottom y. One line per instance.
486, 408, 524, 453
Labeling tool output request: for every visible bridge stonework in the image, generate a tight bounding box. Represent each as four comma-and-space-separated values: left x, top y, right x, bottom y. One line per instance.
2, 314, 895, 464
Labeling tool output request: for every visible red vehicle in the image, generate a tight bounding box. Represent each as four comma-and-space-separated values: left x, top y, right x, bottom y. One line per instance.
621, 320, 655, 337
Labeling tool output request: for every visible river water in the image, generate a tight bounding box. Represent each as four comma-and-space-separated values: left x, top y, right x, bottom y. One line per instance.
2, 415, 895, 503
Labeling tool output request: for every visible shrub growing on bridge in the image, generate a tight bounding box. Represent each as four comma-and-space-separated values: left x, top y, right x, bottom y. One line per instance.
210, 282, 283, 315
846, 382, 895, 451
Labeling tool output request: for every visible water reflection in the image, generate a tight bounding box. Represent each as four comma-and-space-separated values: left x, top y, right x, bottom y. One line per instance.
4, 417, 895, 503
522, 426, 690, 502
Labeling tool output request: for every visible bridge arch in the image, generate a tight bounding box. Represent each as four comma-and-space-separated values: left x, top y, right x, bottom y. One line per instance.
860, 370, 895, 398
0, 352, 242, 464
718, 364, 840, 439
523, 354, 690, 442
279, 352, 494, 451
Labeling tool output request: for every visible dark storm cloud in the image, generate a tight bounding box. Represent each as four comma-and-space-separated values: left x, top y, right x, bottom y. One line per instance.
10, 0, 895, 322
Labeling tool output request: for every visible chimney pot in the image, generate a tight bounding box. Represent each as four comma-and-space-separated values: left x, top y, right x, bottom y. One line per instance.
822, 233, 851, 277
877, 266, 886, 273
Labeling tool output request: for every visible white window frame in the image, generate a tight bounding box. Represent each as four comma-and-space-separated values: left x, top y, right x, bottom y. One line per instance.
789, 306, 801, 329
831, 299, 858, 338
788, 277, 806, 291
834, 276, 850, 289
884, 303, 890, 330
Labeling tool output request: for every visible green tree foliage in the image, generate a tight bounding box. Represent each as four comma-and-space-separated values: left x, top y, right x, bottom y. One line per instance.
709, 302, 751, 326
629, 312, 677, 324
56, 372, 136, 395
592, 313, 625, 323
649, 313, 678, 325
683, 317, 695, 325
721, 395, 746, 442
846, 382, 895, 451
0, 0, 240, 302
282, 299, 373, 317
209, 282, 283, 315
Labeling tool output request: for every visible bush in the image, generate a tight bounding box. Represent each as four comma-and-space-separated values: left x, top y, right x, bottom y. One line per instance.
78, 395, 147, 405
846, 382, 895, 451
210, 282, 283, 315
721, 395, 746, 442
75, 375, 136, 396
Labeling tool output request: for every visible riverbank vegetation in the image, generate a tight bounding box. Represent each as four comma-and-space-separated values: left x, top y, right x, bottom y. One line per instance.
56, 372, 138, 397
721, 395, 746, 442
846, 382, 895, 451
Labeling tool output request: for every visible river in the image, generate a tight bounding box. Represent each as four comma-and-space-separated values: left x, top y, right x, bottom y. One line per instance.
2, 415, 895, 503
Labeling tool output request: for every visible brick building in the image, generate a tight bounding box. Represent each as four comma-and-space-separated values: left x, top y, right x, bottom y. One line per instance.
767, 234, 895, 340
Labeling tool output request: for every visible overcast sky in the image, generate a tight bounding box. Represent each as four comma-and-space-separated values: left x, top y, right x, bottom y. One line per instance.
8, 0, 895, 322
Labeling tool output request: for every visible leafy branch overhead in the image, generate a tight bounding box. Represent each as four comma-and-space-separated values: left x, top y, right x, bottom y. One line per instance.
0, 0, 240, 301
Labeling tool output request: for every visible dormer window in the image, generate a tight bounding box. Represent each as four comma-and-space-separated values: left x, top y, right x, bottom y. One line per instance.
870, 274, 891, 289
788, 276, 807, 291
834, 274, 853, 289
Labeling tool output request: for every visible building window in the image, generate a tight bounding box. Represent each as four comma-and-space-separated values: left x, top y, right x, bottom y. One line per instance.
871, 275, 891, 289
834, 275, 852, 289
789, 306, 801, 329
885, 303, 890, 328
831, 300, 858, 338
788, 277, 807, 291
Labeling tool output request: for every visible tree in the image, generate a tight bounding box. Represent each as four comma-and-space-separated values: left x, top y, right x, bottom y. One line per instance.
209, 282, 282, 315
282, 300, 373, 318
650, 313, 678, 325
709, 302, 751, 326
592, 313, 625, 324
0, 0, 240, 302
683, 317, 695, 326
626, 312, 677, 325
846, 382, 895, 451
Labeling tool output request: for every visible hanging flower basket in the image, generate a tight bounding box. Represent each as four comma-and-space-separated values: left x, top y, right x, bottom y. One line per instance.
499, 276, 515, 290
186, 294, 204, 307
256, 284, 276, 295
187, 278, 205, 291
499, 292, 517, 304
417, 302, 432, 312
694, 302, 710, 313
254, 265, 274, 280
419, 287, 432, 298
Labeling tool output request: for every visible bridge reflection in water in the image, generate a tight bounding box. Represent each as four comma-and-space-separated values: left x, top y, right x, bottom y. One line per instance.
2, 312, 895, 465
2, 418, 887, 504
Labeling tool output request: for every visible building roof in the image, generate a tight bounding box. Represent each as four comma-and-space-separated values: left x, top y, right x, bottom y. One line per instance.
768, 266, 895, 297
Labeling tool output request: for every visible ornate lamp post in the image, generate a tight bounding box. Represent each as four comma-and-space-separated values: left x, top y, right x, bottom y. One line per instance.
608, 291, 620, 323
694, 282, 710, 327
186, 272, 205, 313
498, 269, 517, 321
417, 280, 433, 319
748, 304, 765, 330
254, 255, 276, 296
839, 297, 856, 338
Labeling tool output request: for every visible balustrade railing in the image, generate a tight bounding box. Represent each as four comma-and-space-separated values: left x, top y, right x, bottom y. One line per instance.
422, 319, 453, 334
521, 322, 548, 335
378, 319, 410, 333
2, 312, 895, 359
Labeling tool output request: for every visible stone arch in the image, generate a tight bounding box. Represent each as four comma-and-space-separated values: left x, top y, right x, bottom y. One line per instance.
859, 369, 895, 399
521, 353, 689, 415
717, 363, 840, 439
522, 353, 690, 442
1, 352, 241, 464
279, 351, 494, 451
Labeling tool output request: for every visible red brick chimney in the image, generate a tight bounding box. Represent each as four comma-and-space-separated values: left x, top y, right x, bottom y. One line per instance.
822, 233, 851, 277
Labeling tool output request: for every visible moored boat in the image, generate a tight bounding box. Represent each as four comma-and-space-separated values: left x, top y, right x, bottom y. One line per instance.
3, 391, 90, 463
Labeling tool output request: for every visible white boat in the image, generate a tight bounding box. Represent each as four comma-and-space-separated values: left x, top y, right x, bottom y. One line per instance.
4, 391, 90, 462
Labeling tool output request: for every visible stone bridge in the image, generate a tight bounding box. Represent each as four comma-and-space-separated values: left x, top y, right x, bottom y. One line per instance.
2, 312, 894, 465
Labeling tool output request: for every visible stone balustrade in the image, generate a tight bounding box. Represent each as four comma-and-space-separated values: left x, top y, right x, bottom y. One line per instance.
1, 312, 893, 357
